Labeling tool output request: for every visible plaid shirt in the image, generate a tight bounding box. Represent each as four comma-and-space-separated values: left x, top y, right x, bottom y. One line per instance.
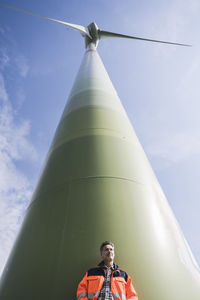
98, 266, 114, 300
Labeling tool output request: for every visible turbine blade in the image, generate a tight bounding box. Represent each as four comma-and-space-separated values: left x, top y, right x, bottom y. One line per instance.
0, 2, 91, 38
99, 30, 191, 47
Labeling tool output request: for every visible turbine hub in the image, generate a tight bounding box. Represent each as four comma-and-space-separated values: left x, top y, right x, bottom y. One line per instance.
85, 22, 99, 48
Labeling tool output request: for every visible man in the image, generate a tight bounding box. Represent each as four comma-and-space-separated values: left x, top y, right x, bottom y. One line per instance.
77, 241, 138, 300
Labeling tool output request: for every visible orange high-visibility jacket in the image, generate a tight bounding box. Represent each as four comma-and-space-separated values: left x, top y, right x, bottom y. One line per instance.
77, 262, 138, 300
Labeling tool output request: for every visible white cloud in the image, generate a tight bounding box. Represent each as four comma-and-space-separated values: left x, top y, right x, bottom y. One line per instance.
0, 56, 37, 275
0, 73, 8, 102
0, 47, 9, 70
0, 152, 32, 274
15, 54, 29, 78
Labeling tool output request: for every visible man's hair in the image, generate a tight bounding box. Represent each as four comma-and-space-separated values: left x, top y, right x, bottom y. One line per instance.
100, 241, 114, 254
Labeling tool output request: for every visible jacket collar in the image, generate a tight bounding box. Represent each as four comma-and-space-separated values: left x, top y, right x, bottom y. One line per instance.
98, 261, 119, 270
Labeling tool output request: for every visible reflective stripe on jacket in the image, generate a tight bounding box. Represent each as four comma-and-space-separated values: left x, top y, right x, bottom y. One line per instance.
77, 262, 138, 300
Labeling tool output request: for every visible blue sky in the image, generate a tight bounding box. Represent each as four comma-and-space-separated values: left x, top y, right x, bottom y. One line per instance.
0, 0, 200, 275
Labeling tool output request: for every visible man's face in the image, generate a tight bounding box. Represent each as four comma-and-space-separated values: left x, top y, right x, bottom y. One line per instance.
101, 244, 115, 262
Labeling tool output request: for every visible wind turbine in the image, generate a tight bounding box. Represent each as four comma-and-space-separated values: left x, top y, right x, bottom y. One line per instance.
0, 3, 199, 300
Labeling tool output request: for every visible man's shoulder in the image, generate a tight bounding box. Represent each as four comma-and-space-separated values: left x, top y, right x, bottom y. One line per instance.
113, 268, 128, 282
87, 266, 104, 277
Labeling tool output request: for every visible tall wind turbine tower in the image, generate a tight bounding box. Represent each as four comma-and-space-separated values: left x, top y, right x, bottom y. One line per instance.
0, 3, 199, 300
